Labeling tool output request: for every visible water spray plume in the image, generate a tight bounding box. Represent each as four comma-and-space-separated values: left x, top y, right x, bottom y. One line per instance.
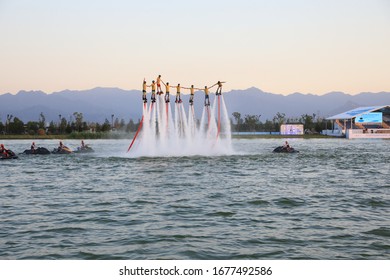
127, 85, 232, 157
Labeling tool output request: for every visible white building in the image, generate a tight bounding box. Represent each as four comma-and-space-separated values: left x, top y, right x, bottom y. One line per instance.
280, 124, 304, 135
323, 105, 390, 139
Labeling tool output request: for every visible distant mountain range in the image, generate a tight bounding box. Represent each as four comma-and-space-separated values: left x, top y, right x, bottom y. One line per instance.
1, 87, 389, 123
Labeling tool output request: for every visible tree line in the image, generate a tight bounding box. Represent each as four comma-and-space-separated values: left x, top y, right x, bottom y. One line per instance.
0, 112, 141, 135
231, 112, 332, 133
1, 111, 332, 136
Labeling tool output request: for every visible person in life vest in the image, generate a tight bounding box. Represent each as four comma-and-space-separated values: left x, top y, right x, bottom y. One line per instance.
283, 141, 291, 151
0, 144, 9, 158
164, 82, 170, 103
175, 83, 182, 103
204, 86, 210, 106
150, 80, 156, 103
58, 141, 64, 151
216, 81, 223, 96
142, 80, 147, 103
31, 142, 37, 152
156, 75, 163, 95
189, 85, 195, 105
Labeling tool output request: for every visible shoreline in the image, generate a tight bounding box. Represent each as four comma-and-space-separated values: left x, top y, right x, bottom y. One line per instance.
0, 134, 338, 140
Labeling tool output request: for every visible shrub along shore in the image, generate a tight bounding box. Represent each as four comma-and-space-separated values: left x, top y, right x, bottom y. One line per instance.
0, 132, 335, 140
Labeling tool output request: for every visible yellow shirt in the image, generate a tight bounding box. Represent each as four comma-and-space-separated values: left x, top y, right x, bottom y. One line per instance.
165, 84, 170, 92
143, 83, 147, 91
176, 85, 180, 93
151, 82, 156, 91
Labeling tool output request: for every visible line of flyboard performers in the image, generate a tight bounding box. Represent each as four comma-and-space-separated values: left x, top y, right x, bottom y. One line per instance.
142, 75, 224, 106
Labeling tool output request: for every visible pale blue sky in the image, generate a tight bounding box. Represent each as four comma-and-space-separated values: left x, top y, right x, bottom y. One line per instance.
1, 0, 389, 95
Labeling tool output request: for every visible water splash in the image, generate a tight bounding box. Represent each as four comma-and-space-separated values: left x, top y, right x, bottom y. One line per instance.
128, 94, 233, 157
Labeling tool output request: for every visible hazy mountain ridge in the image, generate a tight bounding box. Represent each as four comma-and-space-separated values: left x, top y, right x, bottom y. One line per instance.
1, 87, 389, 123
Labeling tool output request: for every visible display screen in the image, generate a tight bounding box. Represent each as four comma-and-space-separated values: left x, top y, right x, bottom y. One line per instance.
355, 113, 382, 123
280, 124, 304, 135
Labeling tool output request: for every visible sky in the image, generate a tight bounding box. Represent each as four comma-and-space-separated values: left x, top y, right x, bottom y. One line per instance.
0, 0, 389, 95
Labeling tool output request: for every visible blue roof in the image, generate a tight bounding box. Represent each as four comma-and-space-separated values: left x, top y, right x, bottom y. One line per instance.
326, 105, 390, 120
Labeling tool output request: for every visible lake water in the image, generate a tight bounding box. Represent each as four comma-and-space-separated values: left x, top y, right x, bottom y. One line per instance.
0, 138, 389, 259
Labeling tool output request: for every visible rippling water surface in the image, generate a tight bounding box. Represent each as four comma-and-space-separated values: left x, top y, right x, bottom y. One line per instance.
1, 138, 389, 259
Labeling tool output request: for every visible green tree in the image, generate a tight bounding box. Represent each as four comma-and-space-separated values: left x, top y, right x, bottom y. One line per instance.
73, 112, 84, 132
244, 114, 261, 132
65, 123, 72, 134
114, 117, 120, 130
232, 112, 242, 132
26, 121, 39, 135
119, 118, 126, 130
126, 119, 136, 132
38, 112, 46, 129
59, 117, 68, 134
264, 120, 275, 132
47, 121, 57, 134
300, 113, 315, 132
8, 117, 25, 134
101, 118, 111, 132
273, 112, 286, 131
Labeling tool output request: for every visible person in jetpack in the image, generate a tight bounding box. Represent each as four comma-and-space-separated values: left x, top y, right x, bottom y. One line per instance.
150, 80, 156, 102
204, 86, 210, 106
175, 83, 182, 103
156, 75, 163, 95
189, 85, 195, 105
142, 80, 147, 103
164, 82, 170, 103
216, 81, 223, 95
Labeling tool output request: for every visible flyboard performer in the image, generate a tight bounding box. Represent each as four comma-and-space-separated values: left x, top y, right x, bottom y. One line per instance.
215, 81, 224, 139
150, 80, 156, 103
204, 81, 225, 138
164, 82, 170, 103
142, 79, 147, 103
156, 75, 163, 95
174, 83, 182, 103
163, 81, 170, 124
186, 85, 196, 120
203, 85, 211, 127
183, 85, 196, 106
204, 85, 210, 107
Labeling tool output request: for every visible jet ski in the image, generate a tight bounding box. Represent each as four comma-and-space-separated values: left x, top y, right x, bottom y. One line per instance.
273, 146, 299, 153
0, 149, 18, 159
74, 145, 94, 153
22, 147, 51, 155
52, 145, 73, 154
